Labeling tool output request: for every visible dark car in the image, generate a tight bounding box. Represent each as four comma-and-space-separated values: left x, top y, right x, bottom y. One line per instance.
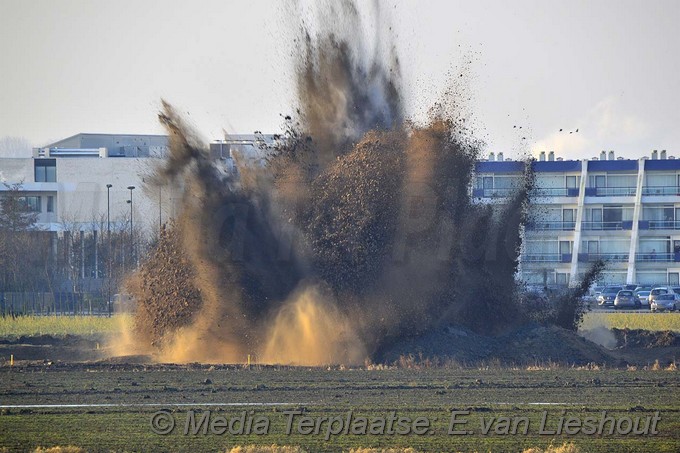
597, 286, 623, 307
614, 290, 640, 309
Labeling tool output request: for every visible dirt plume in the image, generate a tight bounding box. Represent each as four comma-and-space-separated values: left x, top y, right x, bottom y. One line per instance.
119, 1, 538, 365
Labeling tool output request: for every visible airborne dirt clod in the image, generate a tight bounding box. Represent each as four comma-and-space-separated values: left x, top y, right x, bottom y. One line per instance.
114, 1, 610, 366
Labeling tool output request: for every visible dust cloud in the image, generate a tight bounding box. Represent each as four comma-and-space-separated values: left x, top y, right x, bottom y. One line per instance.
116, 1, 535, 365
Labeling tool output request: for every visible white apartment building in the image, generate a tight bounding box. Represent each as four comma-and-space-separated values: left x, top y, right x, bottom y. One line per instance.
475, 150, 680, 287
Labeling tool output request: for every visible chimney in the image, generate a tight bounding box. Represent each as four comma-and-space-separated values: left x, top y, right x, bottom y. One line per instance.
489, 152, 495, 162
661, 149, 667, 159
548, 151, 555, 161
600, 150, 607, 160
556, 157, 563, 161
617, 157, 624, 160
539, 151, 546, 161
609, 150, 615, 161
669, 156, 676, 160
592, 157, 598, 160
652, 149, 658, 159
497, 152, 504, 161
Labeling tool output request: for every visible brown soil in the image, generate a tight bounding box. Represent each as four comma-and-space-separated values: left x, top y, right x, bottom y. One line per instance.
3, 325, 678, 368
612, 328, 680, 348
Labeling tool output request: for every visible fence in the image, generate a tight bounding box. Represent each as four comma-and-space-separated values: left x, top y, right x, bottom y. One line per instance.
0, 292, 110, 316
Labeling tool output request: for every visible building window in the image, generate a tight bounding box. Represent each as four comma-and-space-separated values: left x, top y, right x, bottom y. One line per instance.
47, 196, 54, 213
18, 196, 41, 212
566, 176, 577, 188
34, 159, 56, 182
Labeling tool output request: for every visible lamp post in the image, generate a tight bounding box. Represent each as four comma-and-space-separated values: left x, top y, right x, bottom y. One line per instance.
159, 186, 162, 230
127, 186, 135, 269
106, 183, 112, 316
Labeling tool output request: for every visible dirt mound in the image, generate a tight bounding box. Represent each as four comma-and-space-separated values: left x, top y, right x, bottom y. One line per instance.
378, 323, 615, 366
0, 334, 102, 362
612, 328, 680, 349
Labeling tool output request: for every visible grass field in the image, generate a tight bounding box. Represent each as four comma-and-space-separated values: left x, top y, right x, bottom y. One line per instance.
581, 312, 680, 332
0, 365, 678, 452
1, 312, 679, 339
0, 314, 132, 337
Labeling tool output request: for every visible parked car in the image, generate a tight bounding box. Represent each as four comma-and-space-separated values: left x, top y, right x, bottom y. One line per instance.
635, 290, 651, 307
634, 285, 652, 293
648, 287, 674, 307
623, 284, 638, 291
614, 290, 640, 309
597, 286, 623, 307
651, 293, 678, 312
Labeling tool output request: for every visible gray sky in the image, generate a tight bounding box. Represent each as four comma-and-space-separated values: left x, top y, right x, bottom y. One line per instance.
1, 0, 679, 160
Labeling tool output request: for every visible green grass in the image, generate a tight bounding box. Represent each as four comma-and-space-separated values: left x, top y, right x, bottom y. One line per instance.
0, 314, 132, 337
581, 312, 680, 332
0, 367, 678, 452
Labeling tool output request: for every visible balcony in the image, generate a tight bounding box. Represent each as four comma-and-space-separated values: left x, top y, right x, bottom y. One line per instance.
473, 187, 579, 198
472, 188, 516, 198
641, 186, 680, 196
635, 252, 678, 263
531, 188, 579, 197
522, 253, 572, 263
577, 253, 629, 262
639, 220, 680, 230
584, 187, 637, 197
525, 221, 576, 231
581, 221, 633, 231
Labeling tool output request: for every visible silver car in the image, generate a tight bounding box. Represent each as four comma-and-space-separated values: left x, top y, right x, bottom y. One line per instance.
648, 287, 674, 306
651, 293, 678, 312
635, 290, 651, 307
614, 290, 640, 309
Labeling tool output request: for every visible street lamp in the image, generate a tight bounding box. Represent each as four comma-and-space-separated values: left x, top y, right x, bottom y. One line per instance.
127, 186, 135, 269
159, 186, 162, 230
106, 183, 112, 316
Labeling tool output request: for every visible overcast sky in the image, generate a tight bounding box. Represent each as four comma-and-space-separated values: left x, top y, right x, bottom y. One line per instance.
1, 0, 679, 160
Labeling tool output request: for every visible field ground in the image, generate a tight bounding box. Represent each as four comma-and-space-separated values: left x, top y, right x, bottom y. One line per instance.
0, 365, 679, 452
0, 312, 678, 338
581, 312, 680, 332
1, 314, 679, 452
0, 315, 132, 337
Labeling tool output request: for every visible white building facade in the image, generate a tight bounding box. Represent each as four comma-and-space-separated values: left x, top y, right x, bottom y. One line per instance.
475, 150, 680, 287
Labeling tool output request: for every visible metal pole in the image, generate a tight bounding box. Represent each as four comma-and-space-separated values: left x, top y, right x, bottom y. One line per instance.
106, 184, 112, 317
127, 186, 135, 269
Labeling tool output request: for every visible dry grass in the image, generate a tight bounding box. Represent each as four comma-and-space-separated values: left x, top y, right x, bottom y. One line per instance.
227, 446, 307, 453
349, 449, 422, 453
0, 314, 131, 337
581, 312, 680, 332
522, 442, 581, 453
32, 448, 86, 453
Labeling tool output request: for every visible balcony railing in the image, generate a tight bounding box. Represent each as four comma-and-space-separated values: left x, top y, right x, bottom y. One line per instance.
526, 221, 576, 231
530, 188, 579, 197
638, 220, 680, 230
522, 253, 572, 263
581, 221, 633, 231
473, 187, 579, 198
585, 187, 637, 197
635, 252, 676, 262
472, 188, 516, 198
641, 186, 680, 196
578, 253, 629, 262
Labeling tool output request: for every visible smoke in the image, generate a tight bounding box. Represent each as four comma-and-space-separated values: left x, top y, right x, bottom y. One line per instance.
119, 1, 535, 365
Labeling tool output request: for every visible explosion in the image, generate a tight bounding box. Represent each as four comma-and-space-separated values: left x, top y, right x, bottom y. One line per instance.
119, 1, 535, 365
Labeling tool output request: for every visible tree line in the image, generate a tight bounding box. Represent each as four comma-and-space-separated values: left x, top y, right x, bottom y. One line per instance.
0, 183, 152, 315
